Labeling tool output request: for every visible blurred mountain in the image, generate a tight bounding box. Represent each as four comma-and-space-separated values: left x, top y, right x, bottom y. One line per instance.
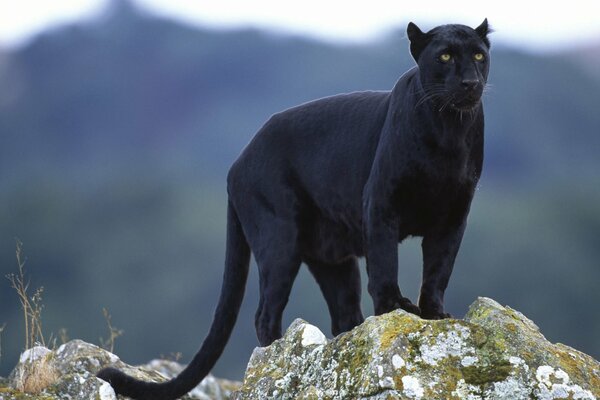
1, 1, 599, 378
2, 3, 599, 184
567, 42, 600, 82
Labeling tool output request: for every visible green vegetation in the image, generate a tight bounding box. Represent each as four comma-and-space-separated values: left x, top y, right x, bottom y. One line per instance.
1, 0, 598, 380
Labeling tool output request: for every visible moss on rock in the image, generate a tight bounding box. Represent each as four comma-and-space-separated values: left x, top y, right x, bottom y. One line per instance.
233, 297, 599, 400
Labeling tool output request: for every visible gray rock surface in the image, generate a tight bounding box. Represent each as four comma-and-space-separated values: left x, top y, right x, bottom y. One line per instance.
1, 297, 598, 399
232, 297, 599, 400
0, 340, 239, 400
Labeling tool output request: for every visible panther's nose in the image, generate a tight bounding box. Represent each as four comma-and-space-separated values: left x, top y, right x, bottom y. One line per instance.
461, 79, 479, 92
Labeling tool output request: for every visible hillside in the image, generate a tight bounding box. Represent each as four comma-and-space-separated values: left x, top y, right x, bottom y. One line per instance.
1, 1, 599, 379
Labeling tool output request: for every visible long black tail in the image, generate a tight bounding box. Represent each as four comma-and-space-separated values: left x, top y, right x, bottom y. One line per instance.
97, 201, 251, 400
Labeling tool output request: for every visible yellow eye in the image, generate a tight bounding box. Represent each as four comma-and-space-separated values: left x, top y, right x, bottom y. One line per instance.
439, 53, 452, 62
474, 53, 485, 61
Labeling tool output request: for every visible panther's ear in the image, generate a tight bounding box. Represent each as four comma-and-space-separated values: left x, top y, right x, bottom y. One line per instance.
407, 22, 430, 62
475, 18, 492, 48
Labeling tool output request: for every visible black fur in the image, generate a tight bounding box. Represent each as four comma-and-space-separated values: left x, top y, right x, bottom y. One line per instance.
98, 20, 491, 399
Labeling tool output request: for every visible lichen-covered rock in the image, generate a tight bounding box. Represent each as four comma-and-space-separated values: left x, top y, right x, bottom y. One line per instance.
232, 297, 600, 400
1, 340, 240, 400
142, 359, 241, 400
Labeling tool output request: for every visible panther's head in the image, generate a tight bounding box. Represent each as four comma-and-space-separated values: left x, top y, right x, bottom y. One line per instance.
407, 19, 491, 112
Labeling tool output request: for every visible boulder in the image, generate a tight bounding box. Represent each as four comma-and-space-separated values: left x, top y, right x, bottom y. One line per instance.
2, 297, 598, 399
0, 340, 240, 400
233, 297, 599, 399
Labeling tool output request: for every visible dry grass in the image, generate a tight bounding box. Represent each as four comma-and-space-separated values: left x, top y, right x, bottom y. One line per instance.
6, 240, 59, 393
58, 327, 69, 345
0, 323, 6, 362
6, 240, 122, 394
160, 351, 183, 362
6, 239, 46, 349
99, 307, 123, 353
12, 348, 59, 393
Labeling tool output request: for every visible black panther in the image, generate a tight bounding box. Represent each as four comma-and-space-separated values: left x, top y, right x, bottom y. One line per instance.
98, 20, 491, 399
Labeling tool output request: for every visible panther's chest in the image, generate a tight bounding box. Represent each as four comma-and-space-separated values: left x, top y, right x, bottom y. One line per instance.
393, 154, 476, 236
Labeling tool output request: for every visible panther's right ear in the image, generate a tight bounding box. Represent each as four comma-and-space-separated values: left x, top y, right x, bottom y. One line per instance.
407, 22, 430, 62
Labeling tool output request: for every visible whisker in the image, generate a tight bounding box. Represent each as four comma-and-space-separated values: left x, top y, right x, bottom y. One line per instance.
414, 86, 449, 110
415, 92, 445, 108
439, 97, 452, 112
482, 83, 493, 95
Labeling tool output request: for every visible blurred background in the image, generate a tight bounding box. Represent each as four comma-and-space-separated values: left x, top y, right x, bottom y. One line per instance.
1, 0, 599, 379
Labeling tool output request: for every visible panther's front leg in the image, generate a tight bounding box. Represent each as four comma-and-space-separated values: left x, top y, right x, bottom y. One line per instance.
419, 222, 467, 319
363, 203, 421, 316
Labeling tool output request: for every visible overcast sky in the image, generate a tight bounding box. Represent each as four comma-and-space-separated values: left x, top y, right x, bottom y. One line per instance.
1, 0, 599, 51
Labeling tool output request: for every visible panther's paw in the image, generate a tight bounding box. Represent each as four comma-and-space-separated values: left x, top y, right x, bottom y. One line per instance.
398, 297, 422, 316
421, 310, 453, 320
375, 295, 421, 316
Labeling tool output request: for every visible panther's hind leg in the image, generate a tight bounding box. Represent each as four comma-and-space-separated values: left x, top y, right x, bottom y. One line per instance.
306, 257, 364, 337
228, 161, 304, 346
252, 221, 302, 346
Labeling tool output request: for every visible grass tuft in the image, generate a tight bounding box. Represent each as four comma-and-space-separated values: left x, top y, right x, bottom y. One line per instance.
12, 348, 59, 393
99, 308, 123, 353
6, 239, 47, 350
0, 323, 5, 362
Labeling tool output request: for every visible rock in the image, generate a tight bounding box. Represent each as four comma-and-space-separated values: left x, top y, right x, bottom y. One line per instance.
141, 359, 241, 400
232, 297, 600, 400
1, 340, 240, 400
2, 297, 598, 399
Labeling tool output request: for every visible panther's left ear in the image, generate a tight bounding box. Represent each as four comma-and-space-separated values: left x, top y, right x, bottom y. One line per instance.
475, 18, 492, 48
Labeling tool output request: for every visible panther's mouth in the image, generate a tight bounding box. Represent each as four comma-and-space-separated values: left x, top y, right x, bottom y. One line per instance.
450, 95, 482, 111
450, 101, 480, 111
430, 91, 483, 113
